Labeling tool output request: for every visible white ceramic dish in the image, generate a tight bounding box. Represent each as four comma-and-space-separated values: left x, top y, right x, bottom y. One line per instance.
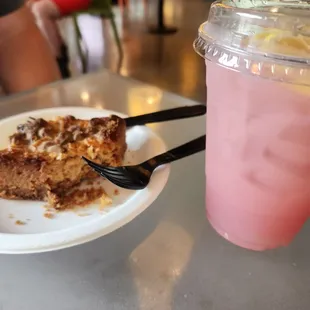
0, 107, 170, 254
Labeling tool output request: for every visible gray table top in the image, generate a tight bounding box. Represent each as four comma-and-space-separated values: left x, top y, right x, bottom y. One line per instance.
0, 71, 309, 310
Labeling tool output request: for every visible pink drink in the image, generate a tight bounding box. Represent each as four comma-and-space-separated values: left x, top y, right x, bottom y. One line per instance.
206, 62, 310, 250
194, 0, 310, 250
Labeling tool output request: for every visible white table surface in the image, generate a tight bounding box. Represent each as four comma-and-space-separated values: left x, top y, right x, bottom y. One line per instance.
0, 71, 309, 310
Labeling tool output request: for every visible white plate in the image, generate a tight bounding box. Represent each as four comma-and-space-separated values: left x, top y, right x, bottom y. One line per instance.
0, 107, 170, 254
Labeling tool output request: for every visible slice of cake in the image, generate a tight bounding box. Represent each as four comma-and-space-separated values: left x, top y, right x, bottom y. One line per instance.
0, 115, 126, 209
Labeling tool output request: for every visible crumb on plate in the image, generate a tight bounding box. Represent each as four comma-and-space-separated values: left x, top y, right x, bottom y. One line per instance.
77, 213, 90, 217
15, 220, 26, 225
100, 193, 112, 210
113, 189, 120, 196
44, 212, 55, 219
43, 206, 55, 213
9, 214, 14, 219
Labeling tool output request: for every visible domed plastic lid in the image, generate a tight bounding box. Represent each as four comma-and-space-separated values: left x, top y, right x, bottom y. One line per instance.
194, 0, 310, 85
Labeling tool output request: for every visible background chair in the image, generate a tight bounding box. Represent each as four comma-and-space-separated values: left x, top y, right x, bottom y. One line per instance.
72, 0, 123, 73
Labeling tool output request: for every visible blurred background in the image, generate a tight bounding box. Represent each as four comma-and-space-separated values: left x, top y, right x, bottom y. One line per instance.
59, 0, 211, 103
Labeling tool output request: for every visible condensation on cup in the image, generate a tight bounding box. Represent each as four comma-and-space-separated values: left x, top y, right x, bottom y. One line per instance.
194, 0, 310, 251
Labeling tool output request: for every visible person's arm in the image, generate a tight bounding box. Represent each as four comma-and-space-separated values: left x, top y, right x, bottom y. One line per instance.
0, 4, 61, 94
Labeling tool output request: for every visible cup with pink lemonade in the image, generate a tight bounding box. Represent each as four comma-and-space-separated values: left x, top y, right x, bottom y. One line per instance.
194, 0, 310, 250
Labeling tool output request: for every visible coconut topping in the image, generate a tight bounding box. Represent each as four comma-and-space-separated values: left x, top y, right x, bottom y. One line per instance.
9, 115, 122, 158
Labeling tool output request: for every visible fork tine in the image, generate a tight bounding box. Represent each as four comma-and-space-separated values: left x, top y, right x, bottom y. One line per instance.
82, 157, 132, 182
96, 169, 129, 183
100, 166, 128, 176
82, 157, 129, 182
82, 156, 99, 167
104, 174, 133, 183
103, 175, 136, 189
97, 168, 127, 180
82, 156, 125, 176
82, 156, 144, 190
98, 167, 123, 174
82, 156, 109, 174
101, 167, 123, 174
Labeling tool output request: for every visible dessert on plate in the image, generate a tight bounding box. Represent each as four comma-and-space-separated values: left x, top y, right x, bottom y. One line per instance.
0, 115, 126, 209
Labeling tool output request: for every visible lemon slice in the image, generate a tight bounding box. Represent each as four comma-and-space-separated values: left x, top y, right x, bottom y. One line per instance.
254, 29, 282, 42
277, 36, 310, 52
290, 85, 310, 96
253, 29, 310, 96
253, 29, 310, 54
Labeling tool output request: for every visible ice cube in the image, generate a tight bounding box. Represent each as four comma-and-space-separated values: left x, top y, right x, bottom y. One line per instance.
278, 122, 310, 147
263, 147, 310, 180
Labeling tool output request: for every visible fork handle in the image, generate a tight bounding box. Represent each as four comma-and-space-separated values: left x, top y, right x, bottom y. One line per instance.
145, 135, 206, 169
125, 105, 206, 127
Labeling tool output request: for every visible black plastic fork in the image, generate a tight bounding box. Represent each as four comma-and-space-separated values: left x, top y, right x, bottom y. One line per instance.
124, 105, 206, 127
82, 135, 206, 190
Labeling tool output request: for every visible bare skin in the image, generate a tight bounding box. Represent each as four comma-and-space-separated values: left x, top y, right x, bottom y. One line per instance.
0, 5, 60, 94
27, 0, 63, 57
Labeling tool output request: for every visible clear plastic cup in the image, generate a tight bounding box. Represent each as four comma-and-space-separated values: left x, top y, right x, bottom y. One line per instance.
194, 0, 310, 250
